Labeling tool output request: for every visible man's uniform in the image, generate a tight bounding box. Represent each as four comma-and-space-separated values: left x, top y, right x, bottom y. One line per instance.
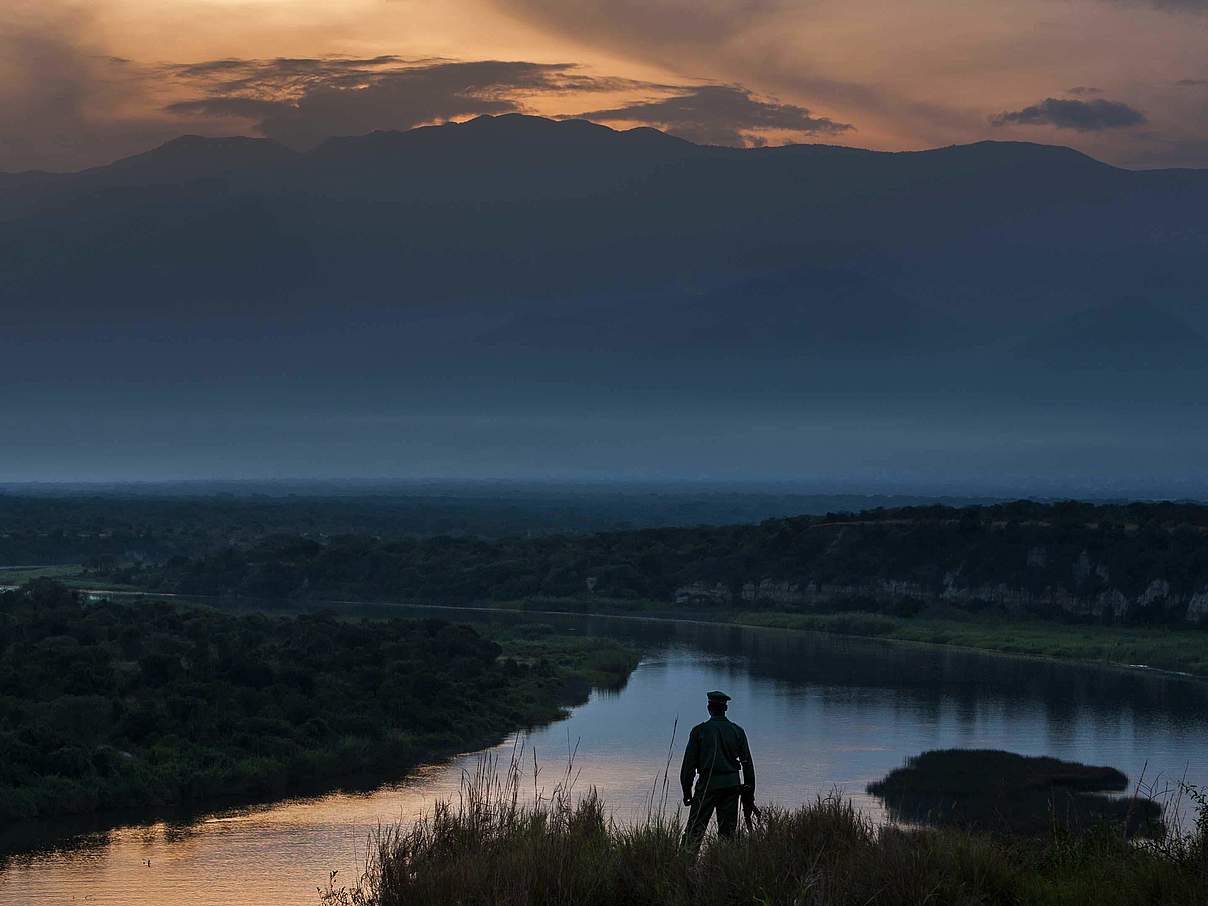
680, 690, 756, 843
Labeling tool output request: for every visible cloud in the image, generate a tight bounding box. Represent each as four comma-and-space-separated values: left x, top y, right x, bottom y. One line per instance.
0, 2, 181, 171
169, 57, 846, 151
1098, 0, 1208, 9
575, 85, 852, 147
6, 1, 1206, 172
990, 98, 1146, 132
487, 0, 791, 47
1, 7, 852, 171
166, 58, 628, 149
1127, 0, 1208, 8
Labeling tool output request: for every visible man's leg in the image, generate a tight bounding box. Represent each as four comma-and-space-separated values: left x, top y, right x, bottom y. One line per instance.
683, 790, 718, 851
715, 787, 740, 839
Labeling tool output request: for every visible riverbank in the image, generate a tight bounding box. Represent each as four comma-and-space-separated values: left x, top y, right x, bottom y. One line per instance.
0, 581, 639, 851
437, 595, 1207, 677
734, 610, 1208, 677
13, 566, 1208, 677
373, 595, 1208, 678
320, 769, 1208, 906
19, 558, 1208, 678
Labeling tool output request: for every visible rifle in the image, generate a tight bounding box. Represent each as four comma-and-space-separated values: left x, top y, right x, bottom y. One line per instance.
741, 784, 762, 831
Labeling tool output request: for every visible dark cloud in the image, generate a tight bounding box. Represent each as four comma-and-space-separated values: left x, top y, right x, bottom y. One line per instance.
1133, 0, 1208, 8
1101, 0, 1208, 9
168, 97, 282, 120
1177, 78, 1208, 86
3, 9, 853, 171
0, 3, 180, 171
575, 85, 852, 147
169, 57, 842, 151
990, 98, 1146, 132
166, 58, 625, 149
488, 0, 887, 118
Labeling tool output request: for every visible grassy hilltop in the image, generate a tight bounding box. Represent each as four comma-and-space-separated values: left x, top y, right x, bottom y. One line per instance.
320, 763, 1208, 906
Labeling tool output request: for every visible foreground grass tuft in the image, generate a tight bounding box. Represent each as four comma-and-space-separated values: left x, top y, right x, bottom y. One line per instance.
320, 758, 1208, 906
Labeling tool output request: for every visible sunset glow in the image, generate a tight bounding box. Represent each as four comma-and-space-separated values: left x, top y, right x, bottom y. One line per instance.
5, 0, 1208, 171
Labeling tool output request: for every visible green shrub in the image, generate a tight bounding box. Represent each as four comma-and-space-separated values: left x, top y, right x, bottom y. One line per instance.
0, 581, 637, 824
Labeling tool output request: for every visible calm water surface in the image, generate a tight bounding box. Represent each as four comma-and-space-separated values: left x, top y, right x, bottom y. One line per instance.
3, 606, 1207, 905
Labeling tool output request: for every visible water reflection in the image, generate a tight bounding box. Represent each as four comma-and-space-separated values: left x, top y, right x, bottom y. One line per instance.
3, 606, 1207, 905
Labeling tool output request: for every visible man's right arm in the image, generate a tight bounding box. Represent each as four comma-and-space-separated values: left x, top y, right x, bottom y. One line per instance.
680, 729, 698, 804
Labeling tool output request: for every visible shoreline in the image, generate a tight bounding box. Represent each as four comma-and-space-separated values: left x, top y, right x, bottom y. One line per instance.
42, 581, 1208, 680
0, 587, 640, 860
271, 596, 1208, 682
11, 570, 1208, 678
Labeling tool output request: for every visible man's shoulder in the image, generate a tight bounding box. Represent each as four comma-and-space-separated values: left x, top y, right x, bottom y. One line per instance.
691, 718, 745, 735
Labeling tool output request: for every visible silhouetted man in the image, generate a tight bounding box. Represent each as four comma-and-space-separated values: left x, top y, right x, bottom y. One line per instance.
680, 690, 756, 847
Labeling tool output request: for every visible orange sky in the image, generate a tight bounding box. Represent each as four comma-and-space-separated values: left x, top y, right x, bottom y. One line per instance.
4, 0, 1208, 170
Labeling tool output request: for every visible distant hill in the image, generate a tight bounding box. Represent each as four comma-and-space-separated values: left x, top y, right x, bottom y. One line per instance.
131, 500, 1208, 625
3, 114, 1208, 484
0, 486, 990, 565
0, 115, 707, 211
1015, 298, 1208, 373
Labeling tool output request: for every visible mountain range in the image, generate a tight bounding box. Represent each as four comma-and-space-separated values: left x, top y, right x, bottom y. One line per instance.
3, 115, 1207, 487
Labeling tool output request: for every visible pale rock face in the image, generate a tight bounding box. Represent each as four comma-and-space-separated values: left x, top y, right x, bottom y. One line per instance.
1098, 589, 1130, 620
1187, 590, 1208, 623
674, 581, 730, 605
674, 573, 1205, 622
740, 580, 803, 604
1074, 550, 1093, 584
1137, 579, 1173, 610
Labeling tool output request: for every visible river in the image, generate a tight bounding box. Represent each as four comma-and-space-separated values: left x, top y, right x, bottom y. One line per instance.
3, 605, 1207, 905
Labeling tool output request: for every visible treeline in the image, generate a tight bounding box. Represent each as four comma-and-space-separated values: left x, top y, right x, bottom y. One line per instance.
123, 501, 1208, 625
0, 487, 972, 565
0, 579, 632, 824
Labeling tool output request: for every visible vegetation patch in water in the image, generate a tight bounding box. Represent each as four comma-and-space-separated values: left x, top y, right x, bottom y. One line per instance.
867, 749, 1162, 836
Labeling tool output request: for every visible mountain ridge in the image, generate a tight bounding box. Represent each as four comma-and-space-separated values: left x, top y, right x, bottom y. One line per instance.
3, 114, 1186, 184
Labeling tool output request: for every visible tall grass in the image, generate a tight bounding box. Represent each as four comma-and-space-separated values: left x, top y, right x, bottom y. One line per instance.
320, 749, 1208, 906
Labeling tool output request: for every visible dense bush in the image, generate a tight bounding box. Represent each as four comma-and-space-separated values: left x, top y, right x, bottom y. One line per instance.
0, 579, 627, 823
